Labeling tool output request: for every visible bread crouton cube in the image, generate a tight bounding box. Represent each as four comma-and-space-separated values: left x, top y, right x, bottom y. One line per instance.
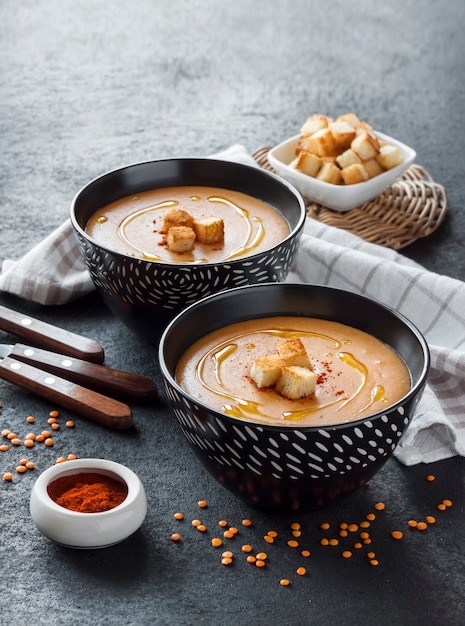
250, 354, 286, 389
336, 148, 362, 170
300, 114, 331, 137
336, 113, 361, 129
316, 161, 342, 185
362, 157, 384, 179
275, 366, 317, 400
328, 121, 356, 150
277, 339, 312, 368
305, 128, 337, 157
291, 150, 322, 177
193, 217, 224, 245
376, 144, 404, 170
166, 226, 196, 253
163, 208, 194, 232
351, 132, 380, 161
341, 163, 369, 185
355, 120, 376, 137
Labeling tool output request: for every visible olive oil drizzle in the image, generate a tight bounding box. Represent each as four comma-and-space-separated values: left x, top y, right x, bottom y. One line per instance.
195, 328, 389, 422
114, 194, 266, 263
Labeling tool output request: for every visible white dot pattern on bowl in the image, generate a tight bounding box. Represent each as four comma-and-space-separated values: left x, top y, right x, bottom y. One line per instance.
77, 234, 300, 312
165, 383, 412, 482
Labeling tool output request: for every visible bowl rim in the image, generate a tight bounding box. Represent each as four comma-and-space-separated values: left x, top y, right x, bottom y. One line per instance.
268, 130, 416, 196
69, 156, 307, 268
31, 458, 143, 517
159, 282, 430, 432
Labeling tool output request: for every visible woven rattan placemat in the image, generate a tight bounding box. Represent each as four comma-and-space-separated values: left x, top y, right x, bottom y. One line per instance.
252, 146, 448, 250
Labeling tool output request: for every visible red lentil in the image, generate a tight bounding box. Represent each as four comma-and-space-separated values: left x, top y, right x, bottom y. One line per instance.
416, 522, 428, 531
26, 416, 35, 423
342, 550, 353, 559
320, 522, 330, 530
329, 538, 339, 546
222, 551, 233, 559
353, 542, 363, 550
67, 454, 77, 460
407, 520, 418, 528
426, 516, 436, 524
301, 550, 311, 557
49, 410, 59, 418
3, 472, 13, 481
280, 579, 291, 586
292, 530, 302, 538
320, 538, 329, 546
242, 519, 252, 527
211, 538, 223, 548
366, 513, 376, 521
170, 533, 181, 541
391, 531, 403, 540
437, 503, 446, 511
348, 523, 358, 532
369, 559, 379, 566
241, 544, 253, 553
44, 438, 54, 447
256, 552, 267, 561
367, 551, 376, 559
16, 466, 27, 474
374, 502, 385, 511
25, 461, 35, 470
426, 474, 435, 482
246, 555, 256, 563
264, 535, 275, 544
191, 519, 201, 527
47, 417, 57, 424
290, 522, 301, 531
65, 421, 75, 428
288, 540, 299, 548
55, 457, 66, 464
218, 520, 228, 527
267, 530, 278, 538
197, 500, 208, 508
197, 525, 207, 532
23, 439, 34, 448
221, 557, 233, 566
296, 567, 306, 576
0, 444, 8, 452
443, 499, 453, 507
255, 560, 266, 568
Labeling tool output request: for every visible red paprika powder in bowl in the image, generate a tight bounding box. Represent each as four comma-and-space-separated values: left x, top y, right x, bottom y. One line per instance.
30, 459, 147, 548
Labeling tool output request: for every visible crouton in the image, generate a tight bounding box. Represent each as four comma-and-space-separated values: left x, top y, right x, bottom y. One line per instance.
362, 157, 384, 179
336, 148, 362, 170
193, 217, 224, 245
316, 161, 342, 185
376, 144, 404, 170
250, 354, 286, 389
300, 114, 331, 137
163, 208, 194, 232
305, 128, 337, 157
329, 121, 356, 150
351, 132, 380, 161
355, 120, 376, 137
341, 163, 369, 185
166, 226, 196, 253
336, 113, 361, 129
291, 150, 322, 177
277, 339, 312, 368
275, 366, 318, 400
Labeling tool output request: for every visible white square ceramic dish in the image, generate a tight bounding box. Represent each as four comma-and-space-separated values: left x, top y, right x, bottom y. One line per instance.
267, 131, 416, 212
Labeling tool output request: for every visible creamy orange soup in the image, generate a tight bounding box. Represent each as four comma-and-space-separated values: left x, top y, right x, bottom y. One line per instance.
85, 186, 290, 264
176, 316, 411, 426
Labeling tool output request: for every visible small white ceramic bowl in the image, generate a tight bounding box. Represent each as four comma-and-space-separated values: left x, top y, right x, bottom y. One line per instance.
30, 458, 147, 549
267, 131, 416, 212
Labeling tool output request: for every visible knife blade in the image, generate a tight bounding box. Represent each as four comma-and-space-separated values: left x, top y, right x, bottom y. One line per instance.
0, 343, 157, 402
0, 356, 133, 429
0, 304, 105, 363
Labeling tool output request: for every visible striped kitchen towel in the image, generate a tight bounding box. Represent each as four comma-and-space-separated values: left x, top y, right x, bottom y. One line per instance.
1, 144, 464, 466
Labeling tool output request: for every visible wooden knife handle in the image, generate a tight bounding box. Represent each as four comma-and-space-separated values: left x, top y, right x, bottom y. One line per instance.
0, 304, 105, 363
0, 356, 133, 429
10, 344, 157, 402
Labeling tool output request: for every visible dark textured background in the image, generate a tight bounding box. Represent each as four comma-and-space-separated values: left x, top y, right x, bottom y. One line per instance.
1, 1, 464, 625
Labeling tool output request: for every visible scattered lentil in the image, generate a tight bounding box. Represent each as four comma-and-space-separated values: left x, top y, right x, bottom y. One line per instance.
198, 500, 208, 508
255, 560, 266, 568
342, 550, 353, 559
391, 531, 403, 540
288, 540, 299, 548
191, 519, 201, 527
242, 519, 252, 527
426, 474, 435, 482
241, 544, 253, 553
170, 533, 181, 541
221, 557, 233, 566
301, 550, 311, 558
443, 499, 453, 508
264, 535, 275, 544
374, 502, 385, 511
16, 466, 27, 474
26, 416, 35, 423
280, 579, 291, 586
416, 522, 428, 531
222, 551, 233, 559
369, 559, 379, 566
3, 472, 13, 481
426, 516, 436, 524
0, 444, 8, 452
174, 512, 183, 520
296, 567, 306, 576
407, 520, 418, 528
49, 410, 59, 418
211, 538, 223, 548
197, 524, 207, 532
65, 421, 75, 428
246, 555, 256, 563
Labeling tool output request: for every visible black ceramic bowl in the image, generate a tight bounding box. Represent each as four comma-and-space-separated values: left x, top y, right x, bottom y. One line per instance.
70, 158, 306, 337
159, 283, 430, 514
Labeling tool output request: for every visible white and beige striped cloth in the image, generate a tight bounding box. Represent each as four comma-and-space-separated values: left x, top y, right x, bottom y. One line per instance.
1, 145, 464, 466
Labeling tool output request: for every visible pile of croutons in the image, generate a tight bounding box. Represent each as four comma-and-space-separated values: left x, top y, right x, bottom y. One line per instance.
290, 112, 404, 185
163, 208, 224, 253
250, 338, 317, 400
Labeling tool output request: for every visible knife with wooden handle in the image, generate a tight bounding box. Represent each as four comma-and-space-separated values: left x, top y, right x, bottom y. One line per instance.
0, 304, 105, 363
0, 356, 133, 429
0, 343, 157, 402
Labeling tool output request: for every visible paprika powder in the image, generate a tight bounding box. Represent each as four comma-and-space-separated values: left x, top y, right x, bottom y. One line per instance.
47, 472, 128, 513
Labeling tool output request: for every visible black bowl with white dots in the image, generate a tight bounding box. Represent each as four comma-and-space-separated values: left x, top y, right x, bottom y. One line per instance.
159, 283, 430, 514
70, 158, 305, 337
